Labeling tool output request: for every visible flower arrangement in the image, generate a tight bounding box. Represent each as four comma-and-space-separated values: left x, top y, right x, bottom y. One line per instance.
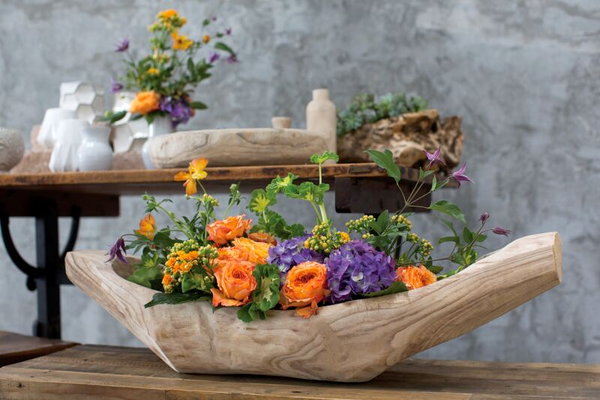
107, 9, 237, 127
109, 149, 510, 322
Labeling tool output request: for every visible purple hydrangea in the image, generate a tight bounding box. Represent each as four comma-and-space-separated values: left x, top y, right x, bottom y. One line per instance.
159, 96, 194, 127
267, 235, 323, 275
325, 240, 396, 303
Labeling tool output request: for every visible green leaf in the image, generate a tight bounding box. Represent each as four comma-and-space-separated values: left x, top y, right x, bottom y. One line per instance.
251, 264, 280, 312
361, 281, 408, 298
463, 226, 474, 243
203, 18, 211, 26
144, 292, 209, 308
475, 233, 488, 242
214, 42, 236, 55
190, 101, 208, 110
365, 149, 401, 183
310, 151, 339, 165
419, 168, 434, 180
431, 175, 437, 192
181, 271, 213, 293
249, 189, 276, 213
227, 183, 242, 209
429, 200, 466, 224
439, 235, 459, 245
427, 265, 444, 274
128, 265, 162, 289
266, 173, 297, 196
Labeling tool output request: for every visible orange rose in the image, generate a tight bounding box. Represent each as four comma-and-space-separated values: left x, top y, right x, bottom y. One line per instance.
136, 214, 156, 240
211, 260, 257, 307
248, 232, 277, 246
396, 265, 437, 290
280, 261, 328, 318
206, 215, 252, 246
231, 238, 271, 264
129, 91, 160, 115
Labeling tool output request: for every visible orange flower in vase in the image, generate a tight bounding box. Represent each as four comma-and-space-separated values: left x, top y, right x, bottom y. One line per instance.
231, 237, 272, 264
396, 265, 437, 290
206, 215, 252, 246
136, 214, 156, 240
129, 91, 160, 115
211, 260, 257, 307
280, 261, 328, 318
174, 158, 208, 196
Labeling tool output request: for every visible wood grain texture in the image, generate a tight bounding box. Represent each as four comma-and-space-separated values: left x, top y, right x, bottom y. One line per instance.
64, 232, 562, 383
0, 331, 77, 367
148, 128, 331, 168
2, 343, 597, 399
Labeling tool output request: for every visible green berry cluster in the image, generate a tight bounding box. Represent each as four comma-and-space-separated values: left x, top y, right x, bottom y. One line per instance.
419, 239, 434, 257
304, 221, 351, 254
345, 215, 375, 235
201, 193, 220, 207
391, 214, 412, 230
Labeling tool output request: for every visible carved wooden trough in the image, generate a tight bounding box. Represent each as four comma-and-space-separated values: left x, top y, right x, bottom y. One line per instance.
65, 232, 562, 382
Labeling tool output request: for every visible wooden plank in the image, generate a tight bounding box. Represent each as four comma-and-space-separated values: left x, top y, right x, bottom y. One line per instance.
1, 345, 598, 399
0, 331, 77, 367
0, 192, 119, 217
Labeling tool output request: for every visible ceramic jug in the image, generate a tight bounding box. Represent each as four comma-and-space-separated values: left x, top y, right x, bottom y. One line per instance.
49, 119, 88, 172
306, 88, 337, 157
142, 115, 173, 169
78, 125, 113, 171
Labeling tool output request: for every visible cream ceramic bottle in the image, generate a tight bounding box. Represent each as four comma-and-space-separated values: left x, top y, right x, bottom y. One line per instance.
306, 88, 337, 159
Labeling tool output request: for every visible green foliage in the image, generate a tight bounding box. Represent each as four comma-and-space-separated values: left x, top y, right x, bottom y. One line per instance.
98, 110, 127, 125
247, 189, 305, 240
144, 292, 210, 308
360, 281, 408, 298
237, 264, 281, 323
429, 200, 466, 224
365, 149, 401, 183
337, 91, 429, 136
128, 265, 163, 290
224, 183, 242, 218
310, 151, 339, 165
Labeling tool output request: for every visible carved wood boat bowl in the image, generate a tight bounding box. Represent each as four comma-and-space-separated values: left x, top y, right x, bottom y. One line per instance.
65, 232, 562, 382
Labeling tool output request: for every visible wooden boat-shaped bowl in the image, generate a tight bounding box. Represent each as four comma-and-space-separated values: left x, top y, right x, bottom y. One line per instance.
66, 232, 562, 382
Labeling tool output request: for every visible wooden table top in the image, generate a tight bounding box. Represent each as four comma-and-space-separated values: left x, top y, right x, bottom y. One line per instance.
0, 163, 443, 196
0, 345, 598, 399
0, 331, 77, 368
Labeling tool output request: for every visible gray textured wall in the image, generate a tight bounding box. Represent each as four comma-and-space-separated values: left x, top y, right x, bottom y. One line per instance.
1, 0, 599, 363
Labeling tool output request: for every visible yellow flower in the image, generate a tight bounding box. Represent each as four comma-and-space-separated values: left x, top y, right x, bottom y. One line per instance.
202, 35, 211, 44
136, 214, 156, 240
172, 32, 194, 51
174, 158, 208, 195
157, 9, 178, 19
147, 68, 159, 75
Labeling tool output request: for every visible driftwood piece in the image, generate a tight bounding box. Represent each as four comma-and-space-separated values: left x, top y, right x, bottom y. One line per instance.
65, 232, 561, 383
148, 128, 330, 169
337, 109, 464, 172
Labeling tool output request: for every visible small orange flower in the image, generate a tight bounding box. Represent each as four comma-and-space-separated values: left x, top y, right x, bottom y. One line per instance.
202, 34, 211, 44
172, 31, 194, 51
211, 260, 257, 307
136, 214, 156, 240
280, 261, 328, 318
162, 273, 172, 286
166, 250, 199, 274
396, 265, 437, 290
147, 68, 160, 75
248, 232, 277, 246
206, 215, 252, 246
129, 91, 160, 115
174, 158, 208, 196
157, 9, 178, 19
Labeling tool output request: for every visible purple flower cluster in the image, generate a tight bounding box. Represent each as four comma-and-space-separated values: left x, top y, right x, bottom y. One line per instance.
267, 235, 323, 275
325, 241, 396, 303
159, 96, 194, 127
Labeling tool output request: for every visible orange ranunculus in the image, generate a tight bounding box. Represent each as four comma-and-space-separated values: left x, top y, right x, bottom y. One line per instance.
157, 9, 178, 19
280, 261, 328, 318
248, 232, 277, 246
212, 246, 245, 272
206, 215, 252, 246
231, 238, 271, 264
174, 158, 208, 196
396, 265, 437, 290
211, 260, 256, 307
129, 91, 160, 115
136, 214, 156, 240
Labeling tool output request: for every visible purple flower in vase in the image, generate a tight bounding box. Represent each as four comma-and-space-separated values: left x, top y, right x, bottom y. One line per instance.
225, 27, 232, 35
479, 212, 490, 224
492, 227, 512, 236
325, 240, 397, 304
108, 237, 127, 263
115, 38, 129, 52
160, 96, 194, 128
110, 79, 123, 93
227, 54, 238, 64
268, 235, 322, 278
208, 51, 220, 64
451, 163, 474, 187
422, 147, 446, 168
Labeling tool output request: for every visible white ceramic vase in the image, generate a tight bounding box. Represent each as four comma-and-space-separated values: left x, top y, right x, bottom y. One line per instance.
142, 116, 174, 169
38, 108, 77, 149
0, 128, 25, 173
78, 125, 113, 171
306, 88, 337, 157
59, 81, 105, 123
111, 92, 149, 154
49, 119, 89, 172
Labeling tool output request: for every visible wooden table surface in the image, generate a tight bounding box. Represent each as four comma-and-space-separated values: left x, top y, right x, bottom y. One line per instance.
0, 345, 598, 399
0, 331, 76, 367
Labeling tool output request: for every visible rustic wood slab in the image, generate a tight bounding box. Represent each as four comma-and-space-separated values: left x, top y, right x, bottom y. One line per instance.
0, 331, 77, 367
1, 344, 598, 399
65, 232, 562, 382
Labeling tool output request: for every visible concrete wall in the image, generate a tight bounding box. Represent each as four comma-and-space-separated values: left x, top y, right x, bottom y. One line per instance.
1, 0, 599, 363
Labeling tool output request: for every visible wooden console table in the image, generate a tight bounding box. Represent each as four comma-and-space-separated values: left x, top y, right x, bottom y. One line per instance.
1, 345, 598, 399
0, 164, 445, 339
